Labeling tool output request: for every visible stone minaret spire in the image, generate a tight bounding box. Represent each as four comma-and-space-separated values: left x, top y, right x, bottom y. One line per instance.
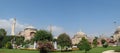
11, 18, 16, 35
50, 25, 52, 33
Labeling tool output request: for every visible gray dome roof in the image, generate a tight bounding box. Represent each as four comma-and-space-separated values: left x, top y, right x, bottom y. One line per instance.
26, 26, 35, 29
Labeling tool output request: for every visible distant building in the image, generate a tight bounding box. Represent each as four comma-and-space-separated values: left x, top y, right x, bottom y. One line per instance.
113, 26, 120, 41
18, 26, 37, 40
72, 31, 87, 45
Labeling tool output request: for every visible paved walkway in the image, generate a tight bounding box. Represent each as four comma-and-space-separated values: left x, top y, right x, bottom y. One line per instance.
102, 50, 120, 53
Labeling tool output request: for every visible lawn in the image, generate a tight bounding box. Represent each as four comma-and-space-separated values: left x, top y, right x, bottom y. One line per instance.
0, 46, 119, 53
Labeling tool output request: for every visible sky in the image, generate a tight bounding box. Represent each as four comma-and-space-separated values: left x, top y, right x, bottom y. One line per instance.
0, 0, 120, 37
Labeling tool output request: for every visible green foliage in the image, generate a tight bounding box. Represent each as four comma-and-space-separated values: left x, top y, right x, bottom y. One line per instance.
15, 36, 25, 46
53, 38, 57, 42
0, 35, 4, 40
22, 40, 32, 48
0, 41, 2, 48
101, 39, 108, 48
0, 28, 7, 36
103, 42, 108, 48
5, 42, 13, 49
101, 39, 106, 45
2, 36, 13, 47
57, 33, 72, 48
0, 35, 4, 48
34, 30, 53, 42
0, 28, 7, 48
2, 36, 24, 47
92, 37, 98, 48
77, 37, 91, 53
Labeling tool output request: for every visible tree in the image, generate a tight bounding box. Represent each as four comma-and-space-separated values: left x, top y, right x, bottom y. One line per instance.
2, 36, 14, 47
0, 28, 7, 36
15, 36, 25, 46
92, 37, 98, 48
57, 33, 72, 49
5, 42, 13, 49
101, 39, 108, 48
33, 30, 53, 53
34, 30, 53, 42
77, 37, 91, 53
0, 28, 7, 48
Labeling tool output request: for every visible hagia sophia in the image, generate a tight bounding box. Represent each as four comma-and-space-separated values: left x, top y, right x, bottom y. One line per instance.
72, 31, 87, 45
11, 18, 120, 46
113, 26, 120, 42
18, 26, 37, 40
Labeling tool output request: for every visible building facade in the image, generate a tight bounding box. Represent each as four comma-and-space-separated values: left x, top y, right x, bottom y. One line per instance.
113, 26, 120, 41
19, 26, 37, 40
72, 31, 87, 45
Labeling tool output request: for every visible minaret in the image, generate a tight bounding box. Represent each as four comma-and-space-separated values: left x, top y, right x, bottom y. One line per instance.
11, 18, 16, 35
50, 25, 52, 33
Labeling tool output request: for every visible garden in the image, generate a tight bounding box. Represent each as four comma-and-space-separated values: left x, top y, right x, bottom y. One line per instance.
0, 46, 120, 53
0, 28, 120, 53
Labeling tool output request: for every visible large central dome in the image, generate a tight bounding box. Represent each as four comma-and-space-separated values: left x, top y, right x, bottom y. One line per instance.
76, 32, 85, 35
75, 31, 86, 38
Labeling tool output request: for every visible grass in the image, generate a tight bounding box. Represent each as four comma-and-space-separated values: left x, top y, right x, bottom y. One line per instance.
0, 46, 119, 53
0, 49, 39, 53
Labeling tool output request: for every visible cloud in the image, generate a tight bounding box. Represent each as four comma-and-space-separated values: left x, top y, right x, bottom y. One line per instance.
0, 18, 26, 35
46, 25, 76, 38
0, 18, 74, 37
47, 26, 65, 36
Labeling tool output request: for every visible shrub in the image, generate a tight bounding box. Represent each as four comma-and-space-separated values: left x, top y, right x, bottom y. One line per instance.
92, 37, 98, 48
77, 37, 91, 53
5, 42, 13, 49
38, 41, 54, 53
101, 39, 108, 48
102, 42, 108, 48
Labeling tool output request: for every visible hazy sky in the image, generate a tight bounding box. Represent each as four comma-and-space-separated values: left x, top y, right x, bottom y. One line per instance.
0, 0, 120, 37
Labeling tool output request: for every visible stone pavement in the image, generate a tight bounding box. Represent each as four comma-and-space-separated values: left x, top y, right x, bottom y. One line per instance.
102, 50, 120, 53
